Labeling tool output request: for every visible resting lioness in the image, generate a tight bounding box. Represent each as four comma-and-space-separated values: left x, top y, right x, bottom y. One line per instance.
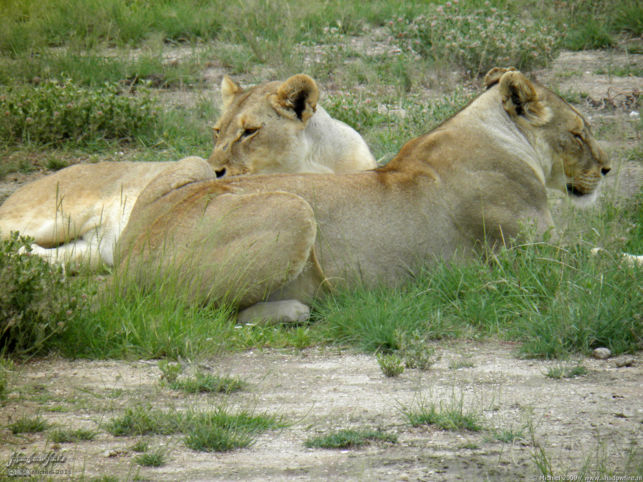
0, 74, 376, 268
117, 67, 610, 323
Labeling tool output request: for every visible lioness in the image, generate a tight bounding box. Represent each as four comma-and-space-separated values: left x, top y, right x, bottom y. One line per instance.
0, 74, 376, 268
117, 67, 611, 323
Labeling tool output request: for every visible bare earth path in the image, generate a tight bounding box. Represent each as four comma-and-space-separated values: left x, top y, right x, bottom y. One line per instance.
1, 342, 641, 480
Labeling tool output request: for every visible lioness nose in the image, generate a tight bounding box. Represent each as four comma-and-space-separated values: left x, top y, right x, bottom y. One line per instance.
601, 167, 610, 176
215, 168, 227, 178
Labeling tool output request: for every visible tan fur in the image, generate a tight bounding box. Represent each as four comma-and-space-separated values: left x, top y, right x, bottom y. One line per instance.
118, 68, 611, 324
0, 74, 375, 268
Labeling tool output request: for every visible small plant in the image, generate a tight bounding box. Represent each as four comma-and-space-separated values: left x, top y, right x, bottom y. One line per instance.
105, 405, 281, 452
449, 357, 474, 370
158, 360, 182, 384
305, 428, 397, 449
9, 415, 48, 434
377, 353, 404, 377
130, 440, 149, 453
48, 427, 96, 443
546, 364, 588, 379
169, 372, 245, 394
159, 361, 245, 393
397, 329, 436, 370
0, 233, 88, 358
491, 427, 524, 443
403, 398, 483, 432
183, 410, 281, 452
135, 448, 166, 467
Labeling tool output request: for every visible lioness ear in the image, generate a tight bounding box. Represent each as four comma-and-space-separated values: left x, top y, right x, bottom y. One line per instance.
499, 70, 550, 125
221, 75, 243, 108
483, 67, 516, 89
270, 74, 319, 123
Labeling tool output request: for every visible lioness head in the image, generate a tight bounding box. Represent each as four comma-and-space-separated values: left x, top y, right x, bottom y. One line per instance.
208, 74, 320, 177
485, 67, 611, 199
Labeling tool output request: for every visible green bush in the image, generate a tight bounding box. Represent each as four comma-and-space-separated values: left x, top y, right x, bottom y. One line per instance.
0, 233, 87, 358
389, 1, 563, 75
0, 79, 158, 147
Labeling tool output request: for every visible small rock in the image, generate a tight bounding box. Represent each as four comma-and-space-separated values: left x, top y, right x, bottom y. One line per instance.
615, 358, 635, 368
593, 347, 611, 359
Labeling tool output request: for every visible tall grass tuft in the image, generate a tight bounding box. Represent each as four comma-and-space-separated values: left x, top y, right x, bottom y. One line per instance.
314, 240, 642, 359
55, 282, 236, 360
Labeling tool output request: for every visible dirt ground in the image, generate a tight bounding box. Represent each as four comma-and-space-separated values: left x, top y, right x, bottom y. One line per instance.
0, 45, 641, 480
1, 342, 641, 481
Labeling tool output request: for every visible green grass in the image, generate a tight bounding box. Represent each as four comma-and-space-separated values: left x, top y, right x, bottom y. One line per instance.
54, 285, 237, 359
130, 440, 149, 453
169, 373, 245, 394
48, 427, 96, 443
9, 415, 48, 434
403, 398, 484, 432
545, 364, 588, 379
377, 353, 405, 377
134, 449, 166, 467
105, 405, 282, 452
304, 428, 397, 449
314, 234, 642, 359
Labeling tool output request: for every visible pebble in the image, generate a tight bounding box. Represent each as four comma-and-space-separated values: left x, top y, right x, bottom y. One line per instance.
592, 347, 611, 359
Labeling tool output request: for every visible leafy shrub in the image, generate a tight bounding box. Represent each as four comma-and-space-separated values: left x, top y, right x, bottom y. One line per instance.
377, 353, 404, 377
0, 78, 158, 147
389, 1, 563, 75
0, 233, 87, 358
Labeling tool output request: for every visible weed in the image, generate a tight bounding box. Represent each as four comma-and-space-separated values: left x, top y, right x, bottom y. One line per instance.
0, 233, 88, 358
44, 157, 70, 171
183, 410, 282, 452
305, 428, 397, 449
130, 440, 149, 453
9, 415, 48, 434
48, 427, 96, 443
403, 397, 483, 432
491, 427, 524, 443
104, 406, 183, 437
546, 364, 588, 380
460, 442, 480, 450
158, 360, 182, 384
397, 329, 436, 370
135, 449, 166, 467
105, 405, 281, 452
169, 373, 245, 394
377, 353, 405, 377
449, 357, 474, 370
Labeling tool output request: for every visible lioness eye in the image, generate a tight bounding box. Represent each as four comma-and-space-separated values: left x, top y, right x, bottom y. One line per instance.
241, 127, 259, 139
212, 127, 220, 140
573, 133, 583, 142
